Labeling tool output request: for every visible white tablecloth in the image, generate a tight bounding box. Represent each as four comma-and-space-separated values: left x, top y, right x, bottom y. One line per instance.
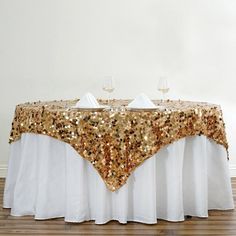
3, 133, 234, 224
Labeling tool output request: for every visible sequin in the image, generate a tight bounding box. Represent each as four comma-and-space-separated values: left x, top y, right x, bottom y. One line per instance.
9, 99, 228, 191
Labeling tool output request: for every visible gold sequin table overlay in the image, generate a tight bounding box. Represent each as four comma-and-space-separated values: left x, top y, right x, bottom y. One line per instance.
9, 99, 228, 191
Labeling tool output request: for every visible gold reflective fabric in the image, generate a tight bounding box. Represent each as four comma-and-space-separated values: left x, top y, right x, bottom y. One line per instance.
9, 99, 228, 191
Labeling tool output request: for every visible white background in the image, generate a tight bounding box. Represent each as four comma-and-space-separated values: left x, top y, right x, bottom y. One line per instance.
0, 0, 236, 175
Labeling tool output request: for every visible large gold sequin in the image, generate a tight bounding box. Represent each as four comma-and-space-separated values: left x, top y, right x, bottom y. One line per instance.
9, 99, 228, 191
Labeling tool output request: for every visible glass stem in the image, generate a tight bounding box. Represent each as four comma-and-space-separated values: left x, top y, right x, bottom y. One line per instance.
107, 92, 110, 107
162, 92, 166, 100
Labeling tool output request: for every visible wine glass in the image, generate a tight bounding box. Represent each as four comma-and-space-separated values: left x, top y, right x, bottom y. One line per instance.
102, 76, 115, 107
158, 76, 170, 100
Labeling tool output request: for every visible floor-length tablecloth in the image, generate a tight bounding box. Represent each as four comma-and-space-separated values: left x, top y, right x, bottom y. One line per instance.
3, 133, 234, 224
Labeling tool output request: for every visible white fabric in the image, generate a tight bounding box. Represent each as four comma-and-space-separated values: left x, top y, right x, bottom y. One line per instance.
3, 133, 234, 224
128, 93, 157, 108
74, 92, 100, 108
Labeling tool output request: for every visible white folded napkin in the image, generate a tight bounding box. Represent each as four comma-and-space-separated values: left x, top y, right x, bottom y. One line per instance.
127, 93, 156, 108
74, 92, 100, 108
